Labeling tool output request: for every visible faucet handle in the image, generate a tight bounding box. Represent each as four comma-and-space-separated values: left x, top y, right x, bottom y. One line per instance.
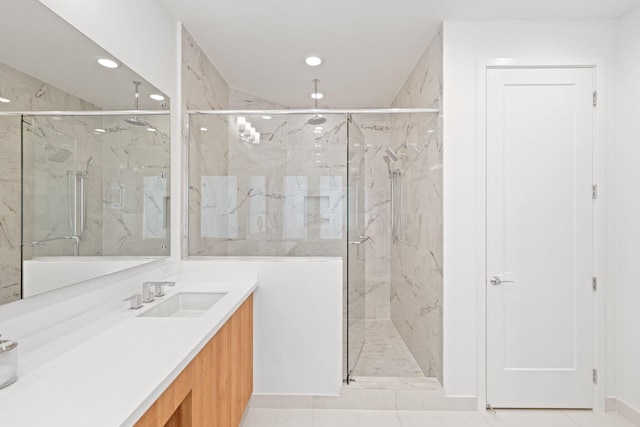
142, 282, 155, 303
123, 294, 143, 309
152, 281, 176, 297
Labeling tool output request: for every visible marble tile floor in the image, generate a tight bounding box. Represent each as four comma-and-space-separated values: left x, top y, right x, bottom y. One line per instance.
352, 320, 425, 378
241, 409, 637, 427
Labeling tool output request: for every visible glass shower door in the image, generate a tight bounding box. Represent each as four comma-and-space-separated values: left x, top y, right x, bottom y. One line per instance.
22, 117, 78, 257
345, 115, 366, 381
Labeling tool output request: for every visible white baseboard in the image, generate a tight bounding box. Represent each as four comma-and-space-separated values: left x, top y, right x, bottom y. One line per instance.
250, 390, 476, 411
605, 397, 640, 426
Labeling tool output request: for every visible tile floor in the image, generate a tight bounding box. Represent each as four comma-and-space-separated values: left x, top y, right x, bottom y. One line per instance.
241, 409, 636, 427
352, 320, 425, 378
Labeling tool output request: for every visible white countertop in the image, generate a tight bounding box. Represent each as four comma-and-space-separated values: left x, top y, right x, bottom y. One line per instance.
0, 279, 257, 427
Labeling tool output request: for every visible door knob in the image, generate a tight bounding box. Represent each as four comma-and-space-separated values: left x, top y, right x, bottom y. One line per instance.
490, 276, 515, 286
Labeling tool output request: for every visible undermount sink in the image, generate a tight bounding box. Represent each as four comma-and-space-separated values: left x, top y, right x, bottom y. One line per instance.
138, 292, 227, 318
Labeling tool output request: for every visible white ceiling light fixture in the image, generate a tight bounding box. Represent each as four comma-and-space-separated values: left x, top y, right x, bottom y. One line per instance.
305, 55, 322, 67
146, 127, 157, 132
150, 94, 165, 101
94, 128, 106, 133
310, 92, 324, 100
262, 115, 272, 120
97, 57, 119, 69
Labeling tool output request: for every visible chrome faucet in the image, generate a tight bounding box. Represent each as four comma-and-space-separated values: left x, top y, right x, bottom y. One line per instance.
150, 281, 176, 297
123, 294, 143, 309
142, 282, 155, 303
142, 281, 176, 300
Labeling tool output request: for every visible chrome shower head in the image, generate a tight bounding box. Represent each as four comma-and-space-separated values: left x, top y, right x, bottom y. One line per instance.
307, 79, 327, 125
385, 147, 400, 162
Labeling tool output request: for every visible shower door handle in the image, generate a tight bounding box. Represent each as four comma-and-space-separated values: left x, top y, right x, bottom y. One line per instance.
348, 235, 370, 245
349, 235, 370, 260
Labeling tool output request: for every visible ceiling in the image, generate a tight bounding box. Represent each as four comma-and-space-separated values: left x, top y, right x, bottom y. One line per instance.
159, 0, 639, 108
0, 0, 167, 110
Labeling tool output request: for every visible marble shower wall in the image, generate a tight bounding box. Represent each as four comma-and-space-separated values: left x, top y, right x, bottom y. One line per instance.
351, 114, 392, 320
100, 115, 171, 256
183, 27, 231, 256
23, 115, 104, 258
191, 112, 348, 257
0, 61, 99, 304
389, 27, 443, 382
185, 28, 348, 257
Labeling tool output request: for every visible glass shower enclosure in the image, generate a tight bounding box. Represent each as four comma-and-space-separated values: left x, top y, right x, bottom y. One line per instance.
345, 115, 366, 381
186, 111, 367, 382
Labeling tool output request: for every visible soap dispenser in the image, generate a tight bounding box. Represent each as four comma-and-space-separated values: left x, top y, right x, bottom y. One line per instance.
0, 334, 18, 389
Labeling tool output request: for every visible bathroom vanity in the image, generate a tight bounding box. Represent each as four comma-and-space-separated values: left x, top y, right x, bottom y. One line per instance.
0, 279, 256, 427
135, 292, 253, 427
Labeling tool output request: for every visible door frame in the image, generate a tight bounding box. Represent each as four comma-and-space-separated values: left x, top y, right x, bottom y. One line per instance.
476, 58, 607, 411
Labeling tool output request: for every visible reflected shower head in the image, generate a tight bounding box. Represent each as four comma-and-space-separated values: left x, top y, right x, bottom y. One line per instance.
308, 114, 327, 125
385, 147, 400, 162
48, 148, 73, 163
125, 116, 150, 127
125, 81, 150, 127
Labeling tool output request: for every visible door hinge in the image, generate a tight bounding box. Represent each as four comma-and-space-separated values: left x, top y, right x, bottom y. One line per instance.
593, 369, 598, 384
592, 185, 598, 200
593, 91, 598, 107
592, 277, 597, 292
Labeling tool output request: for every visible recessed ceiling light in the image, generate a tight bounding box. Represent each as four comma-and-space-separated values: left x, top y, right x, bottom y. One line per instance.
305, 56, 322, 67
97, 58, 119, 69
311, 92, 324, 100
150, 94, 165, 101
146, 127, 157, 132
94, 128, 106, 133
0, 97, 10, 103
262, 115, 272, 120
200, 127, 208, 132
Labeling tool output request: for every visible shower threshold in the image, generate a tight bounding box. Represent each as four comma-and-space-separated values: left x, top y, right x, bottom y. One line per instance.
347, 376, 441, 390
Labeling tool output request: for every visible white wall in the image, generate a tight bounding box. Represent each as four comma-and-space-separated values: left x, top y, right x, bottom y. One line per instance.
614, 4, 640, 413
22, 258, 156, 298
442, 20, 617, 400
177, 259, 343, 396
37, 0, 177, 98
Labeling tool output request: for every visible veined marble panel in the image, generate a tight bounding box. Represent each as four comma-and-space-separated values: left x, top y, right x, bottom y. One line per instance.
182, 28, 229, 111
190, 109, 348, 256
389, 26, 443, 383
229, 88, 283, 110
352, 114, 392, 321
182, 27, 232, 256
101, 115, 171, 256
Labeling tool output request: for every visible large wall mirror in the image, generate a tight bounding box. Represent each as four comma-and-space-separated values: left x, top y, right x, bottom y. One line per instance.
0, 0, 171, 305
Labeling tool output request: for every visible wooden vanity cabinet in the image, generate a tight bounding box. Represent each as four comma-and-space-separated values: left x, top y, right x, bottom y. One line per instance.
135, 294, 253, 427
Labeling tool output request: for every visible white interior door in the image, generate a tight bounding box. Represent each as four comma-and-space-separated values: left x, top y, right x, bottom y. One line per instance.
486, 67, 595, 408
